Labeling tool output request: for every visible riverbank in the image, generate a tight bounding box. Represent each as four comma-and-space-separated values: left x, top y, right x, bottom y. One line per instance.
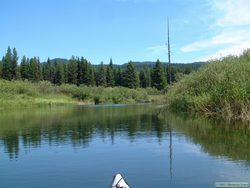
0, 79, 162, 109
166, 50, 250, 120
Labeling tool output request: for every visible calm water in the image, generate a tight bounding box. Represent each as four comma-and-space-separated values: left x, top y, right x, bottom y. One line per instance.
0, 104, 250, 188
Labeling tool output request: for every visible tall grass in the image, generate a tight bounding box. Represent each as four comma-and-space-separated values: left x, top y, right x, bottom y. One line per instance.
166, 49, 250, 120
0, 79, 161, 108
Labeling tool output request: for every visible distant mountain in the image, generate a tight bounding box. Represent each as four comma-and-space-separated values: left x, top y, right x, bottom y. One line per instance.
120, 61, 206, 71
49, 58, 68, 64
46, 58, 206, 71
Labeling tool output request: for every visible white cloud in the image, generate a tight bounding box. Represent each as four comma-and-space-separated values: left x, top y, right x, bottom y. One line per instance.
199, 42, 250, 61
181, 0, 250, 61
212, 0, 250, 27
182, 29, 250, 53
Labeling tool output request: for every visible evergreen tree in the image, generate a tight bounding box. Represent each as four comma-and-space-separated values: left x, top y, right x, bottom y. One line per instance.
20, 56, 29, 80
2, 47, 12, 80
85, 63, 95, 86
36, 57, 42, 81
28, 57, 37, 81
166, 66, 176, 84
115, 68, 123, 86
11, 48, 18, 79
43, 58, 55, 82
77, 57, 94, 86
68, 57, 78, 85
151, 59, 166, 90
144, 66, 151, 87
139, 70, 147, 88
77, 57, 84, 85
63, 63, 68, 83
124, 62, 139, 89
106, 58, 115, 87
96, 62, 106, 86
54, 60, 65, 85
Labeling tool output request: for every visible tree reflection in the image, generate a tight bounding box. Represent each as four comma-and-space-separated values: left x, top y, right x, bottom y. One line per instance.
0, 105, 166, 159
162, 111, 250, 163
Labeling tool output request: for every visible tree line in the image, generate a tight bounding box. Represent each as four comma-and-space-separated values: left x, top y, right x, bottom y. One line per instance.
0, 47, 192, 90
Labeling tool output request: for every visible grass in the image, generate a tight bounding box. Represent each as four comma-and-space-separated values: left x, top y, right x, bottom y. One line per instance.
0, 79, 162, 109
166, 49, 250, 120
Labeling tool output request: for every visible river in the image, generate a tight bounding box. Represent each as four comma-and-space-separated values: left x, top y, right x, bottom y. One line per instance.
0, 104, 249, 187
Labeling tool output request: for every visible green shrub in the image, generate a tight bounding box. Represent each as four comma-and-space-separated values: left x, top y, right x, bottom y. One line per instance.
166, 49, 250, 120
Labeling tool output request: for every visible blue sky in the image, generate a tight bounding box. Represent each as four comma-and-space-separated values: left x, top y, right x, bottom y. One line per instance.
1, 0, 250, 64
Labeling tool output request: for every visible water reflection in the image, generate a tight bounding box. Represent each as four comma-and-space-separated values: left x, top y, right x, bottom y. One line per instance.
0, 105, 167, 159
160, 112, 250, 163
0, 105, 250, 165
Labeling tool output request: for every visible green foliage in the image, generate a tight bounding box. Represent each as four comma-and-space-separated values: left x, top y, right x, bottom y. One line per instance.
95, 62, 106, 86
106, 58, 115, 87
28, 57, 42, 82
68, 57, 78, 85
2, 47, 13, 80
114, 68, 123, 86
20, 56, 29, 80
54, 60, 65, 85
0, 79, 157, 108
167, 49, 250, 120
151, 59, 166, 90
123, 61, 139, 89
11, 48, 18, 79
0, 46, 200, 90
43, 58, 54, 82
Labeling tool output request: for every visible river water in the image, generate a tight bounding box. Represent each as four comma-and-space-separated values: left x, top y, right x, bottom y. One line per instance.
0, 104, 249, 188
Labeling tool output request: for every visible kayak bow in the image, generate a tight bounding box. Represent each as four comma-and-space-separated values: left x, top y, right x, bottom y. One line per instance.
110, 174, 130, 188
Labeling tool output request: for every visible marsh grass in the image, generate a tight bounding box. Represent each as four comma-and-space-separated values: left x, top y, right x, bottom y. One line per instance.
166, 50, 250, 120
0, 79, 160, 108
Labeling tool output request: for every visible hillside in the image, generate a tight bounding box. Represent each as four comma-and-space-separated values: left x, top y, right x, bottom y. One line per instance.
47, 59, 205, 71
166, 50, 250, 120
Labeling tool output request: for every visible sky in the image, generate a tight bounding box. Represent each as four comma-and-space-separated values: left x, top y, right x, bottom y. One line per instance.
1, 0, 250, 64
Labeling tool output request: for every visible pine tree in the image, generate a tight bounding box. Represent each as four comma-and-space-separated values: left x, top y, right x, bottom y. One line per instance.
68, 57, 78, 85
2, 47, 12, 80
20, 56, 29, 80
124, 62, 139, 88
115, 68, 123, 86
63, 63, 68, 83
151, 59, 166, 90
85, 62, 95, 86
96, 62, 106, 86
144, 66, 151, 87
36, 57, 42, 81
43, 58, 49, 81
139, 70, 147, 88
77, 57, 84, 85
166, 66, 176, 84
28, 57, 36, 81
11, 48, 18, 79
54, 60, 65, 85
78, 57, 94, 86
106, 58, 115, 87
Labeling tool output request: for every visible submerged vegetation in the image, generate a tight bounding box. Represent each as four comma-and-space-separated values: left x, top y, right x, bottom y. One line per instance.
166, 50, 250, 120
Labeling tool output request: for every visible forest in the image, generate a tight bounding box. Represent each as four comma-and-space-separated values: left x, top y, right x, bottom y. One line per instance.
0, 47, 202, 90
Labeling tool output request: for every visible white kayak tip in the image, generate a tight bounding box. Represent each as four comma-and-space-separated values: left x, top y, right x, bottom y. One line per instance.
110, 174, 130, 188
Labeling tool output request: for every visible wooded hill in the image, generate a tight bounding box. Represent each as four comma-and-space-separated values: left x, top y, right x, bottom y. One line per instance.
50, 58, 205, 72
0, 47, 205, 90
